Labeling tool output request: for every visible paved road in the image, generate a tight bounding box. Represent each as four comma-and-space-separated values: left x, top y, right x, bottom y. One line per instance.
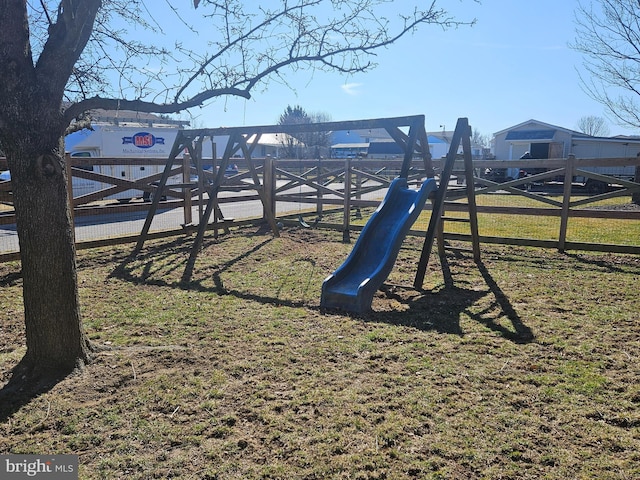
0, 197, 303, 254
0, 183, 389, 254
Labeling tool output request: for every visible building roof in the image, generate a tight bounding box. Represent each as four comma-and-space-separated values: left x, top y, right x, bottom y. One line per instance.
368, 141, 403, 155
612, 134, 640, 140
496, 119, 640, 145
331, 143, 369, 149
494, 119, 580, 137
572, 134, 640, 144
349, 128, 393, 141
247, 133, 283, 146
427, 135, 446, 144
505, 129, 557, 141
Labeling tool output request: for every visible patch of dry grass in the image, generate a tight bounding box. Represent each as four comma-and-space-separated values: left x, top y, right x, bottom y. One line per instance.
1, 225, 639, 479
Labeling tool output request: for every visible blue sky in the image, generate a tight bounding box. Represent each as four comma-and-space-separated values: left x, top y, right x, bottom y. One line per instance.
157, 1, 639, 137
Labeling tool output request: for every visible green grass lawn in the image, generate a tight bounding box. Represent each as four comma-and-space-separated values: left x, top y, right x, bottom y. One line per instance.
1, 225, 639, 479
412, 193, 640, 246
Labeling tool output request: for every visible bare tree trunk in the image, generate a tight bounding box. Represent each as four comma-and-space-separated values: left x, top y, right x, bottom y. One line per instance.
7, 145, 91, 379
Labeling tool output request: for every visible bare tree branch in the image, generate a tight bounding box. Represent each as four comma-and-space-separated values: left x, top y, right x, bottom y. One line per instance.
57, 0, 475, 126
36, 0, 102, 101
572, 0, 640, 130
63, 87, 252, 124
576, 115, 610, 136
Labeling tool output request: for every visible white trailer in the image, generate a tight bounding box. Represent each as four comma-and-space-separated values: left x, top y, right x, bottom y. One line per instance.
68, 127, 238, 201
1, 128, 233, 202
0, 127, 182, 202
67, 125, 182, 201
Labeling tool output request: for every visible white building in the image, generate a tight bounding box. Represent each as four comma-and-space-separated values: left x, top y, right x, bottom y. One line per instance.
491, 119, 640, 188
493, 119, 640, 160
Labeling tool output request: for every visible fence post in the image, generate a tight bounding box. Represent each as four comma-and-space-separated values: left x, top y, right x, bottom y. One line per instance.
183, 153, 193, 226
558, 154, 575, 252
343, 158, 351, 243
65, 153, 75, 242
263, 156, 276, 222
316, 157, 323, 217
354, 163, 362, 219
633, 153, 640, 205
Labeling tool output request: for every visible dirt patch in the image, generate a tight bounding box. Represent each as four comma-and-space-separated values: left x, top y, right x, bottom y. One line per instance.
588, 201, 640, 211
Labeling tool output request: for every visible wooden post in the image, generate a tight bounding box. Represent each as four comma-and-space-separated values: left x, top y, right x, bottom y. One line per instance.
343, 158, 351, 243
136, 131, 188, 252
633, 153, 640, 205
183, 153, 193, 226
414, 118, 468, 289
316, 157, 323, 217
65, 153, 75, 243
354, 165, 362, 219
418, 124, 435, 179
399, 119, 420, 179
264, 156, 276, 222
461, 123, 481, 263
558, 154, 575, 253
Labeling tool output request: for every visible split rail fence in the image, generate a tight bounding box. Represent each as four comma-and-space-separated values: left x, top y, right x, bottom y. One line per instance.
1, 154, 640, 261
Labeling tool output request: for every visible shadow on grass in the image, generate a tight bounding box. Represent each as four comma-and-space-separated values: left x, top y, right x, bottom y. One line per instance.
110, 231, 315, 308
564, 251, 640, 274
374, 258, 534, 344
113, 233, 534, 344
0, 358, 77, 422
0, 269, 22, 287
475, 261, 534, 342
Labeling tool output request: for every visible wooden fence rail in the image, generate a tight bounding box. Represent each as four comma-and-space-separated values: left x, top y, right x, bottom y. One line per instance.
269, 156, 640, 254
1, 155, 639, 260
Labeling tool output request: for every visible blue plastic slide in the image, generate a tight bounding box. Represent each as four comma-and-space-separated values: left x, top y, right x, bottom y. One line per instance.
321, 177, 437, 313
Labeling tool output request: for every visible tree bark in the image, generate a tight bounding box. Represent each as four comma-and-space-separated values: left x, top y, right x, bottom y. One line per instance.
7, 143, 91, 378
0, 1, 98, 382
